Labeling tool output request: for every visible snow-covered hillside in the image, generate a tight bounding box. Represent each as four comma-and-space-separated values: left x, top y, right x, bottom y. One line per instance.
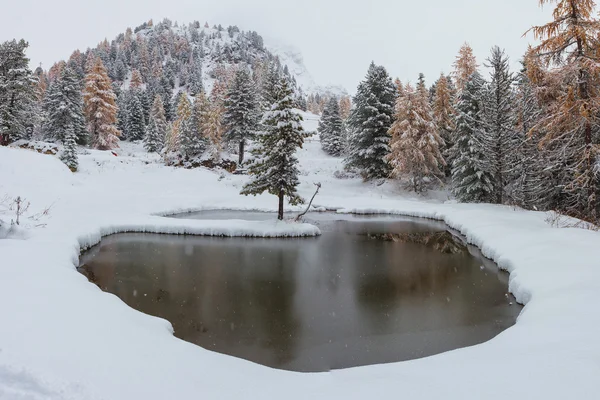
264, 40, 347, 97
0, 111, 599, 399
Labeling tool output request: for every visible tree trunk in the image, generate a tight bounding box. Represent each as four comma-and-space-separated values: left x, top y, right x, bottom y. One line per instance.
238, 140, 245, 166
278, 190, 284, 221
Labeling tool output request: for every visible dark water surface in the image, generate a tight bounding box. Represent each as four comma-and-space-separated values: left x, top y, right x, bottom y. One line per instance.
78, 212, 521, 372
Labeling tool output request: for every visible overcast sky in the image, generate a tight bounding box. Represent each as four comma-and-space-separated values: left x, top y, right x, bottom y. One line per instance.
1, 0, 553, 93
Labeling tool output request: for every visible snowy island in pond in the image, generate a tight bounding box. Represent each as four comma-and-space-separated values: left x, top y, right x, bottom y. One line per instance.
78, 215, 321, 251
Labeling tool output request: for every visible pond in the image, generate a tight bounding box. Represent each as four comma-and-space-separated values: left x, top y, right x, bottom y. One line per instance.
78, 211, 521, 372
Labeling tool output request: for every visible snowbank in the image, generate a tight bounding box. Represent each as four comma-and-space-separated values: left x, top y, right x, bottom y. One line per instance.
0, 123, 599, 400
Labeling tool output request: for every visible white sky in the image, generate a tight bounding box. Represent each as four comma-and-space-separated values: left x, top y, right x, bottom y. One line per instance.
0, 0, 554, 93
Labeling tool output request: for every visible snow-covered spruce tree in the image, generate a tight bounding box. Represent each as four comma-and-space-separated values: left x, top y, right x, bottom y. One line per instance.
432, 72, 456, 174
453, 43, 479, 94
527, 0, 600, 222
60, 127, 78, 172
450, 72, 494, 202
318, 97, 345, 156
188, 59, 204, 96
223, 67, 260, 165
387, 83, 445, 193
345, 62, 396, 180
43, 66, 87, 145
512, 58, 557, 210
126, 90, 146, 141
260, 62, 281, 108
480, 46, 517, 204
241, 78, 305, 220
0, 39, 36, 145
116, 90, 130, 140
83, 57, 120, 150
144, 95, 167, 153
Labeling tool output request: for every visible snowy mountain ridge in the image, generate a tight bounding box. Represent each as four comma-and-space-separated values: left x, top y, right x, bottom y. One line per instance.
264, 39, 347, 97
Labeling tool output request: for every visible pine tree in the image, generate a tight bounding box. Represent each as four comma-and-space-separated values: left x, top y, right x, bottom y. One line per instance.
126, 90, 146, 140
432, 72, 456, 173
116, 91, 130, 140
0, 39, 36, 145
318, 97, 345, 156
527, 0, 600, 222
188, 59, 204, 96
241, 78, 305, 220
480, 46, 517, 204
179, 95, 207, 161
450, 72, 494, 202
144, 95, 167, 153
60, 127, 79, 171
83, 57, 120, 150
261, 62, 281, 108
512, 58, 557, 210
345, 62, 396, 180
387, 83, 445, 192
43, 66, 87, 145
223, 68, 260, 165
453, 43, 478, 94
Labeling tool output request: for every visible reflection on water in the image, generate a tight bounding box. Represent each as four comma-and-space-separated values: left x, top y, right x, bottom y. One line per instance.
78, 213, 521, 372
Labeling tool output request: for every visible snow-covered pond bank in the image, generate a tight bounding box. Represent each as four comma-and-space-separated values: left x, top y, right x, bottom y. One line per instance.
1, 134, 599, 399
78, 211, 520, 372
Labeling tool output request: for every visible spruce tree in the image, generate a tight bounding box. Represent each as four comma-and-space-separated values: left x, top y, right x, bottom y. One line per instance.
223, 68, 260, 165
179, 95, 207, 161
318, 97, 345, 156
83, 57, 120, 150
0, 39, 36, 145
144, 95, 167, 153
261, 62, 281, 108
480, 46, 517, 204
432, 72, 456, 174
43, 66, 87, 145
387, 83, 445, 192
127, 90, 146, 140
60, 127, 79, 172
241, 78, 305, 220
450, 72, 494, 202
345, 62, 396, 180
116, 91, 130, 140
513, 53, 560, 211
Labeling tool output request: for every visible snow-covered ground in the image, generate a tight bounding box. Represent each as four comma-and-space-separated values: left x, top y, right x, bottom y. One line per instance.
0, 111, 599, 399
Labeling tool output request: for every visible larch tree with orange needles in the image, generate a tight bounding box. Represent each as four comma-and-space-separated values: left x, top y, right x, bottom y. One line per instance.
386, 83, 445, 193
527, 0, 600, 222
83, 57, 120, 150
452, 43, 478, 94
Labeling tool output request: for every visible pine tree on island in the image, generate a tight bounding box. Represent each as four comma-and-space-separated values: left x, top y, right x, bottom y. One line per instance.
241, 78, 305, 220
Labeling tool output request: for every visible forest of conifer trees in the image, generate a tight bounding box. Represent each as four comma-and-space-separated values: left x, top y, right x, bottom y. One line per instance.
0, 0, 599, 223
